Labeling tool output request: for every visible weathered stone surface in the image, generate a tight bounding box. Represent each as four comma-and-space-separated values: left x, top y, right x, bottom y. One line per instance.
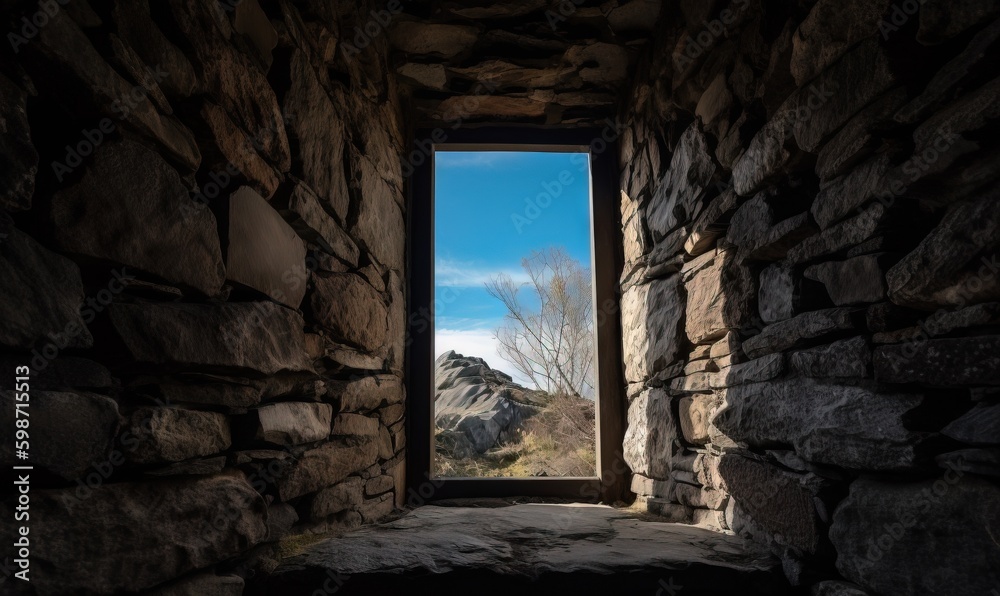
366, 474, 394, 497
278, 439, 379, 500
621, 275, 685, 382
732, 110, 798, 196
199, 101, 280, 198
713, 354, 786, 388
31, 9, 200, 170
168, 0, 289, 169
726, 195, 773, 250
720, 454, 822, 554
830, 476, 1000, 595
685, 189, 739, 256
242, 402, 333, 446
743, 213, 817, 263
787, 203, 887, 265
108, 302, 312, 375
887, 193, 1000, 309
874, 336, 1000, 386
759, 263, 798, 323
0, 390, 118, 480
743, 308, 855, 359
713, 379, 926, 470
696, 73, 734, 138
789, 336, 870, 378
328, 374, 405, 412
624, 389, 678, 480
285, 51, 350, 221
350, 155, 405, 271
790, 0, 891, 86
674, 482, 727, 510
679, 394, 718, 445
311, 273, 388, 354
273, 504, 784, 593
125, 408, 230, 464
0, 225, 92, 350
686, 250, 756, 344
917, 0, 1000, 44
50, 139, 224, 296
226, 186, 307, 308
0, 476, 267, 594
647, 122, 717, 241
804, 254, 888, 305
332, 413, 380, 438
389, 21, 478, 57
112, 0, 199, 99
817, 89, 907, 179
563, 43, 630, 85
147, 572, 245, 596
942, 402, 1000, 445
811, 154, 891, 229
0, 74, 37, 211
276, 181, 359, 266
311, 476, 364, 519
936, 447, 1000, 477
397, 63, 449, 90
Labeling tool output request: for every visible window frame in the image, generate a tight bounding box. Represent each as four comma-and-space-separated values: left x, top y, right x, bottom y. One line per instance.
406, 127, 627, 503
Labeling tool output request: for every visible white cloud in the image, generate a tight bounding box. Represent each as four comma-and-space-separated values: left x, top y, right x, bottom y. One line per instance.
435, 152, 526, 169
435, 258, 532, 288
435, 328, 534, 388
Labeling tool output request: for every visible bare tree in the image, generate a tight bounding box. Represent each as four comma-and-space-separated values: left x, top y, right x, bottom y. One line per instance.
485, 247, 594, 397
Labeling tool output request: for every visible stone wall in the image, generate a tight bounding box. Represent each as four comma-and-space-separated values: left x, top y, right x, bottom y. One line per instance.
0, 0, 406, 593
619, 0, 1000, 593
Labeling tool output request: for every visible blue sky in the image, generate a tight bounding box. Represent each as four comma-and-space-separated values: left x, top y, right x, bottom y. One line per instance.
434, 151, 593, 386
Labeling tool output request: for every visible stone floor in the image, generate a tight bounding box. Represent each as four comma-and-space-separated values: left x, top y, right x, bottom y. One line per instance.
269, 503, 791, 595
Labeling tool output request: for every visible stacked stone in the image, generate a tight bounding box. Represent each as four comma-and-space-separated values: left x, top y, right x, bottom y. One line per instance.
619, 0, 1000, 594
0, 0, 406, 593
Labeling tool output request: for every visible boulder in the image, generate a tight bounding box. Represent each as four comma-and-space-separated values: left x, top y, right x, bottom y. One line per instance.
0, 476, 267, 594
742, 308, 855, 359
621, 275, 685, 382
311, 273, 388, 354
49, 139, 225, 296
0, 390, 119, 480
0, 225, 92, 350
623, 388, 678, 480
108, 302, 312, 375
804, 254, 888, 305
647, 122, 717, 241
226, 186, 308, 308
830, 476, 1000, 595
124, 408, 230, 464
789, 336, 870, 378
0, 73, 37, 211
278, 439, 379, 500
712, 378, 926, 469
874, 335, 1000, 386
327, 374, 405, 412
685, 250, 756, 344
239, 402, 333, 447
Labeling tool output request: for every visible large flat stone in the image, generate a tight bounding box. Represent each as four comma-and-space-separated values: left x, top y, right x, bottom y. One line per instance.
742, 308, 855, 359
108, 302, 312, 375
830, 476, 1000, 595
685, 250, 756, 345
787, 203, 887, 265
712, 378, 926, 470
621, 276, 685, 382
311, 273, 389, 354
49, 139, 224, 296
0, 74, 37, 211
349, 155, 405, 271
0, 476, 267, 594
789, 336, 870, 378
0, 224, 92, 350
226, 186, 308, 308
623, 389, 678, 480
238, 402, 333, 447
327, 374, 405, 412
874, 335, 1000, 386
124, 408, 231, 464
278, 439, 379, 500
271, 504, 788, 594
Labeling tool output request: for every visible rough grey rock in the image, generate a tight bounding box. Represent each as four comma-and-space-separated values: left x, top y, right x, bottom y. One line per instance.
108, 302, 312, 375
713, 354, 786, 388
0, 74, 37, 211
830, 476, 1000, 595
0, 390, 119, 480
278, 439, 379, 500
434, 351, 542, 455
874, 335, 1000, 386
887, 193, 1000, 309
647, 122, 717, 241
0, 476, 267, 594
743, 308, 855, 359
789, 336, 870, 378
811, 154, 892, 230
624, 388, 678, 480
679, 393, 719, 445
732, 110, 798, 196
712, 379, 926, 470
804, 254, 888, 306
349, 155, 405, 271
621, 275, 685, 382
240, 402, 333, 446
124, 408, 230, 464
327, 374, 405, 412
685, 189, 740, 256
719, 454, 822, 554
726, 195, 774, 250
743, 213, 817, 262
285, 50, 350, 221
942, 402, 1000, 445
787, 203, 887, 265
311, 273, 388, 354
272, 504, 785, 593
50, 139, 224, 296
0, 225, 92, 350
686, 250, 756, 344
226, 186, 307, 308
311, 476, 364, 519
277, 181, 359, 266
759, 263, 798, 323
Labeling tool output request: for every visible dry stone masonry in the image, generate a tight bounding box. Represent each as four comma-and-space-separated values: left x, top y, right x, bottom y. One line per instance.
619, 0, 1000, 593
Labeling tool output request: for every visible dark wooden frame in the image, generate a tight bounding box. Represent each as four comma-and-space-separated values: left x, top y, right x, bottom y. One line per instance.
406, 127, 627, 503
